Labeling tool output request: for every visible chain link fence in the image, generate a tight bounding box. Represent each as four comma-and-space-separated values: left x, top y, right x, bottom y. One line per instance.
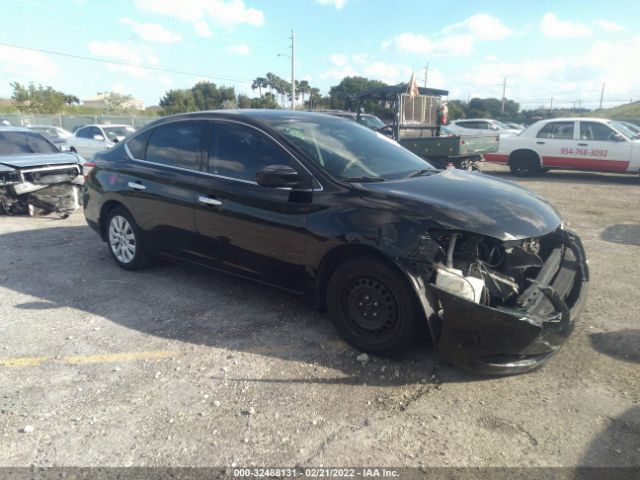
0, 114, 157, 131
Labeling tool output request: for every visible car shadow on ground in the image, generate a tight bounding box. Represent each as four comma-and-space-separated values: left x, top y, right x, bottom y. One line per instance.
485, 169, 640, 186
600, 224, 640, 246
579, 406, 640, 467
0, 224, 493, 387
589, 330, 640, 364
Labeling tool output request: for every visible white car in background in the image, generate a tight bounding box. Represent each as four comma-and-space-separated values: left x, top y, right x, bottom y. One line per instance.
484, 117, 640, 176
66, 124, 135, 159
447, 119, 521, 137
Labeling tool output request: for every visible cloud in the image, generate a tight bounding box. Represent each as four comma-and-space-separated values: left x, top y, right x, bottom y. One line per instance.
382, 14, 512, 57
329, 53, 349, 66
540, 13, 591, 38
120, 18, 182, 43
320, 65, 358, 81
594, 19, 624, 32
314, 0, 346, 9
458, 36, 640, 107
88, 41, 159, 78
106, 64, 149, 78
0, 44, 58, 81
437, 34, 475, 56
134, 0, 264, 31
193, 21, 212, 38
443, 13, 513, 40
382, 33, 433, 55
88, 40, 158, 64
229, 44, 250, 55
363, 61, 412, 85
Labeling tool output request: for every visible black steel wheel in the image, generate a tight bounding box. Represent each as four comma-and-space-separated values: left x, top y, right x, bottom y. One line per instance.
327, 256, 424, 355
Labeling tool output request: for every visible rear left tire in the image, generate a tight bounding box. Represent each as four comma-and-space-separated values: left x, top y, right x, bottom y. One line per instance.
106, 207, 150, 270
509, 151, 540, 176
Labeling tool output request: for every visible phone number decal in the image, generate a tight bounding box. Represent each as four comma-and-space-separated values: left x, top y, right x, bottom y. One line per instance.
560, 147, 608, 157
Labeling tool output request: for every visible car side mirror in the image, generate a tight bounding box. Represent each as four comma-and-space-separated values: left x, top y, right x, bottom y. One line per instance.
93, 134, 105, 141
256, 165, 299, 188
611, 133, 626, 142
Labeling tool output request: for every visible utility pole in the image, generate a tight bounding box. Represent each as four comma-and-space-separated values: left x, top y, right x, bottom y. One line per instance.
550, 97, 553, 110
290, 30, 295, 111
599, 82, 605, 110
424, 63, 429, 87
500, 77, 506, 115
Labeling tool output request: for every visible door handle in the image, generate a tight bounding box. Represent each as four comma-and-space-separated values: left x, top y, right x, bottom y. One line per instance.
127, 181, 146, 190
577, 143, 588, 146
198, 195, 222, 206
536, 141, 545, 145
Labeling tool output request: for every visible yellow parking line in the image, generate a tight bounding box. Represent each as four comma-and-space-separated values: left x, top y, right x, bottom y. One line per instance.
0, 351, 178, 368
0, 356, 48, 367
63, 351, 177, 364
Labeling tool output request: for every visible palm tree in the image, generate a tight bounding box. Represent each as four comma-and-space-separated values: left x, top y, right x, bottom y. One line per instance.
297, 80, 310, 106
265, 72, 278, 95
251, 77, 268, 97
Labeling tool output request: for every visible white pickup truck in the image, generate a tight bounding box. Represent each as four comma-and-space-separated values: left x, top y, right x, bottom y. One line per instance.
485, 117, 640, 176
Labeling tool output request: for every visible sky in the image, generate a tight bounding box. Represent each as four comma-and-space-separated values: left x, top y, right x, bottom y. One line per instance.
0, 0, 639, 110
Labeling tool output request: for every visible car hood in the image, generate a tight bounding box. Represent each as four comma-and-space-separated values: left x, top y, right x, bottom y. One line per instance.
363, 169, 562, 241
0, 152, 80, 169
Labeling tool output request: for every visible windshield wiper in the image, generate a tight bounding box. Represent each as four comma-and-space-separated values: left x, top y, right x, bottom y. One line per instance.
344, 176, 385, 183
405, 168, 436, 178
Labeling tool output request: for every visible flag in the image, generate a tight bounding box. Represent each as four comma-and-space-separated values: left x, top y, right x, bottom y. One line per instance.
407, 72, 420, 98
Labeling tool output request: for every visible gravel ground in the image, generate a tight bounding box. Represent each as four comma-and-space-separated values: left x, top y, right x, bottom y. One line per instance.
0, 164, 638, 468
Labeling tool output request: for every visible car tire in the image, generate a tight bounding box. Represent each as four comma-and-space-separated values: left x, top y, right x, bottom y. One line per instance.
106, 207, 150, 270
326, 256, 424, 355
509, 151, 540, 176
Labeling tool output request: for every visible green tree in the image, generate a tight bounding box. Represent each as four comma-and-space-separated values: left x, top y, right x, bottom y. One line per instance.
237, 94, 252, 109
328, 76, 387, 111
447, 100, 466, 120
10, 82, 76, 114
250, 92, 278, 109
159, 89, 196, 115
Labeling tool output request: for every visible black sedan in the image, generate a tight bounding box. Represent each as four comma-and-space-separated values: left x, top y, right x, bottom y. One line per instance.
83, 110, 588, 375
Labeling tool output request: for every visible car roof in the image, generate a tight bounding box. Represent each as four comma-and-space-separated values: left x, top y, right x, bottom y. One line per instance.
142, 109, 352, 127
454, 118, 500, 122
80, 124, 132, 128
0, 126, 35, 133
538, 117, 613, 123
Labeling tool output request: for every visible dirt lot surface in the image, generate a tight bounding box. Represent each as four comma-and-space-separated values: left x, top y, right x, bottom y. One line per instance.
0, 164, 639, 469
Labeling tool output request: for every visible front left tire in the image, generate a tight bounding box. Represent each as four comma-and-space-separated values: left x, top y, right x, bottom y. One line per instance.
326, 256, 425, 355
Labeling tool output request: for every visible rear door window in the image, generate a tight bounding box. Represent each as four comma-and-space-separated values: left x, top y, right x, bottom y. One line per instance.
146, 121, 205, 170
126, 129, 152, 159
537, 121, 575, 139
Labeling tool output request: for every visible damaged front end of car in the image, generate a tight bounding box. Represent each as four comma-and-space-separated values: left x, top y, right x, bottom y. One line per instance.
0, 164, 84, 217
399, 226, 588, 375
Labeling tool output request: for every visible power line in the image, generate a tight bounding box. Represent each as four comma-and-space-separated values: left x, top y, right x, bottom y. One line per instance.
0, 41, 253, 85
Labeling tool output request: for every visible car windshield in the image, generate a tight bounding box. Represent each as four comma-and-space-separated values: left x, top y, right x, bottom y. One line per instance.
359, 115, 385, 129
610, 121, 639, 139
103, 126, 135, 141
0, 131, 59, 155
271, 117, 434, 181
